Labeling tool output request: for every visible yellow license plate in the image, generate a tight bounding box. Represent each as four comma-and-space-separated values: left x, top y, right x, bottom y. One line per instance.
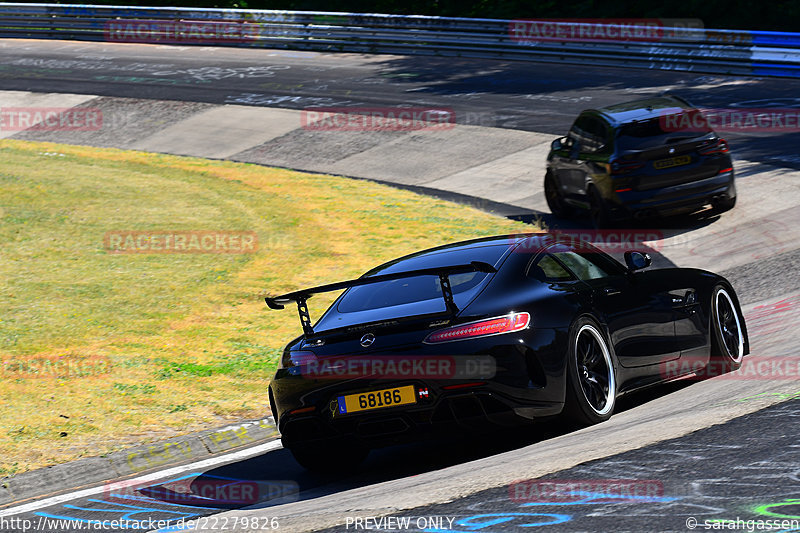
653, 155, 691, 169
336, 385, 416, 415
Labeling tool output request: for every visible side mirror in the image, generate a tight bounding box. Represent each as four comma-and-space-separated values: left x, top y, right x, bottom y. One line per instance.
569, 141, 580, 158
551, 136, 573, 151
624, 251, 651, 271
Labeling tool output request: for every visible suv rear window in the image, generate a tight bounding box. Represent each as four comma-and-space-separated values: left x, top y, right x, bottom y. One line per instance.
617, 112, 712, 150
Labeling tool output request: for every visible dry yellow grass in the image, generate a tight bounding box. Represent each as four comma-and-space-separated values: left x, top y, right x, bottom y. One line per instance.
0, 139, 536, 476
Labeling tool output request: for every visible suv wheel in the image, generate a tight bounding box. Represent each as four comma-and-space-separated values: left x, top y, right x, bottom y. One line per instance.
544, 171, 575, 218
712, 195, 736, 213
589, 188, 612, 228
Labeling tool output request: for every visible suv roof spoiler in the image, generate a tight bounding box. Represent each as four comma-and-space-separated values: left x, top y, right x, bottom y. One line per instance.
658, 91, 694, 108
265, 261, 497, 336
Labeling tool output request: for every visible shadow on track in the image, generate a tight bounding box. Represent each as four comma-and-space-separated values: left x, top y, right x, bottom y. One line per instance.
134, 380, 697, 512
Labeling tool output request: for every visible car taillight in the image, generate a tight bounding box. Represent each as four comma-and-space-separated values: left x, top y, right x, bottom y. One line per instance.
288, 406, 316, 415
698, 138, 729, 155
609, 159, 645, 175
424, 312, 531, 344
281, 350, 317, 369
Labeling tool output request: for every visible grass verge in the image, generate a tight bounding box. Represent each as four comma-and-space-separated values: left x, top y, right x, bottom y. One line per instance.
0, 139, 534, 475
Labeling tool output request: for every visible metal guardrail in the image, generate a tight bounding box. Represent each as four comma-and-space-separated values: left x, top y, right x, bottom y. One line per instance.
0, 3, 799, 78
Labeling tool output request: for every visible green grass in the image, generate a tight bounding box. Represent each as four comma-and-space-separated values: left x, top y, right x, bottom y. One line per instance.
0, 140, 535, 474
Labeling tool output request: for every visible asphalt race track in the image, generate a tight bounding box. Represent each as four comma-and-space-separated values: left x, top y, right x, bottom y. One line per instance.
318, 398, 800, 533
0, 39, 799, 533
3, 39, 800, 168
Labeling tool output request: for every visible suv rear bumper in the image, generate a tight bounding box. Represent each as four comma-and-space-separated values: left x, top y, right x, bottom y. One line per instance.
611, 169, 735, 219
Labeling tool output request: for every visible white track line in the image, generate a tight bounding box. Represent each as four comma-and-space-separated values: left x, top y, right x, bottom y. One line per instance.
0, 440, 283, 517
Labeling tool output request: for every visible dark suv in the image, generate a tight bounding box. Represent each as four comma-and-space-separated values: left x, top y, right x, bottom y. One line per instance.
545, 96, 736, 227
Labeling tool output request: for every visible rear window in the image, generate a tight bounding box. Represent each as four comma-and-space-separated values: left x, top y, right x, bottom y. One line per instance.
335, 245, 508, 314
617, 112, 712, 150
337, 271, 483, 313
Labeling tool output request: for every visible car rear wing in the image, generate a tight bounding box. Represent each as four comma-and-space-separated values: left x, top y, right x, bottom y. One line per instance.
265, 261, 497, 336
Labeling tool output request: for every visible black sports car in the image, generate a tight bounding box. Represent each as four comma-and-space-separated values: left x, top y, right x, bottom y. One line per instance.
266, 234, 748, 471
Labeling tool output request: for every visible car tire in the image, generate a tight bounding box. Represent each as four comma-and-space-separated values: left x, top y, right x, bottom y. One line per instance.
563, 317, 617, 425
544, 171, 575, 218
288, 442, 368, 473
704, 285, 745, 377
588, 187, 612, 229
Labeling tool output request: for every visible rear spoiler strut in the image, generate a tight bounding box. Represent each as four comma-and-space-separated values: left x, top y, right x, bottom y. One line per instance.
265, 261, 497, 336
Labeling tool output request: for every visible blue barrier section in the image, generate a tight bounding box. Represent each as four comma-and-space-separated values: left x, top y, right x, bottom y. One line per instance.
752, 62, 800, 78
751, 31, 800, 47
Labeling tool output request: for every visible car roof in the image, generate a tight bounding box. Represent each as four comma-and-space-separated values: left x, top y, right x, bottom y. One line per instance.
362, 233, 611, 278
362, 234, 525, 277
584, 96, 694, 126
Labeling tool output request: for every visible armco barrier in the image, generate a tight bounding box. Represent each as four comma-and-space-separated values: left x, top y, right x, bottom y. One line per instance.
0, 3, 799, 77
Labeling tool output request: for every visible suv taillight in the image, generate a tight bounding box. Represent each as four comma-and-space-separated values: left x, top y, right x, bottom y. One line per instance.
609, 159, 645, 174
424, 312, 530, 344
698, 138, 729, 155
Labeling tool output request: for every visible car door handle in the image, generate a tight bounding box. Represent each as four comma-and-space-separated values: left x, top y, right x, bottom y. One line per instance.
603, 287, 621, 296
